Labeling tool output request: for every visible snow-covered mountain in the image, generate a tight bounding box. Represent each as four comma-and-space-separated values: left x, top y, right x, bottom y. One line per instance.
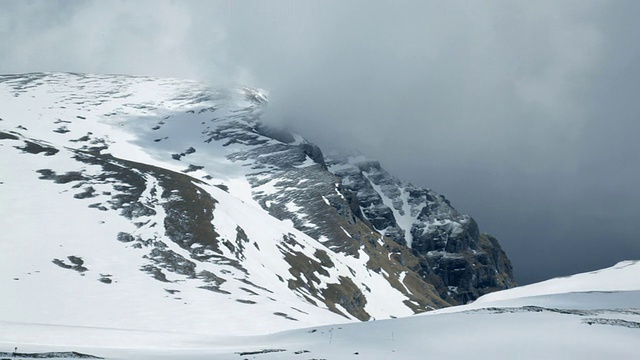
1, 72, 514, 337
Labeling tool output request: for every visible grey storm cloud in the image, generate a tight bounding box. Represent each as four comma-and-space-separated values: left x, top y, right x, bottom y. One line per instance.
1, 0, 639, 283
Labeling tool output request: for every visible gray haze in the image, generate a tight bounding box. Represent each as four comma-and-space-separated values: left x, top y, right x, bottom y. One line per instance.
2, 0, 639, 284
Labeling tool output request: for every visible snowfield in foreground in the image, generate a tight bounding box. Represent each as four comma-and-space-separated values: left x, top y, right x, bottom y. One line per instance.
1, 261, 638, 359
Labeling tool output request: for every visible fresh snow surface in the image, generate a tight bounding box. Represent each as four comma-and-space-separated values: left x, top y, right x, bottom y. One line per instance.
1, 261, 638, 359
475, 260, 640, 304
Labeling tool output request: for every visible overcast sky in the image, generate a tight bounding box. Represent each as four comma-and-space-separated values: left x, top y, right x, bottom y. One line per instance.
2, 0, 639, 284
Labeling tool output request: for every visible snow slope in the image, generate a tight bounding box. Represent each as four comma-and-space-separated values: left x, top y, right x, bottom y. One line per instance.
475, 260, 640, 304
1, 261, 638, 359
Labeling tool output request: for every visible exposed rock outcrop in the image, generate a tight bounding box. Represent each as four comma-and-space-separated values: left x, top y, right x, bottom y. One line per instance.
326, 155, 516, 303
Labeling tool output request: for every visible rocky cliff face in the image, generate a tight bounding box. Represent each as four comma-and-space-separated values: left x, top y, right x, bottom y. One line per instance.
325, 155, 516, 303
230, 119, 516, 305
208, 90, 516, 304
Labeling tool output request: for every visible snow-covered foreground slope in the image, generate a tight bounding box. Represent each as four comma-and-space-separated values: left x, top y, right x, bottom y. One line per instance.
474, 260, 640, 304
1, 261, 638, 359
